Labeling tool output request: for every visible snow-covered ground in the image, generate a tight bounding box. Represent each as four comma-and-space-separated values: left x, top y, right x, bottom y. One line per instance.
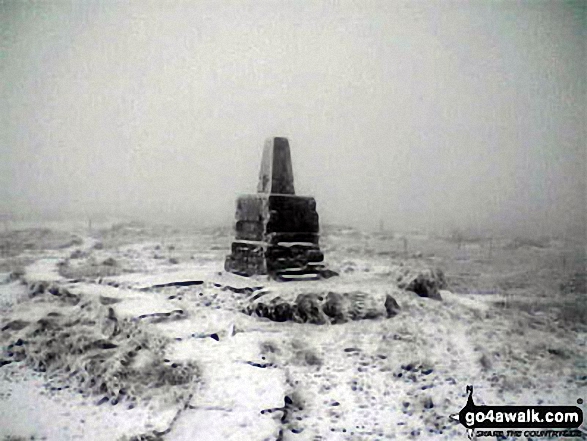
0, 223, 585, 440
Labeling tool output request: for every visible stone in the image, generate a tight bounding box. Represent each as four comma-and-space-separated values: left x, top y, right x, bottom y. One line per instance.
254, 302, 270, 319
293, 293, 328, 324
29, 281, 49, 297
402, 268, 445, 300
1, 320, 30, 332
245, 298, 293, 322
246, 290, 399, 324
272, 302, 294, 322
346, 291, 386, 320
385, 294, 401, 317
224, 241, 267, 276
323, 292, 347, 323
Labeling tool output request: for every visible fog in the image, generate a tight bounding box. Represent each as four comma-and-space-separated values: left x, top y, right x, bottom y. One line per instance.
1, 1, 585, 239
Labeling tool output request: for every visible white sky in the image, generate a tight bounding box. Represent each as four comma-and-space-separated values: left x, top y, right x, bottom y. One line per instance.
1, 1, 585, 237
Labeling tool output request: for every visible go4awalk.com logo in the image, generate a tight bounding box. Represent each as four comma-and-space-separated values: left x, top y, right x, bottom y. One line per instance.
450, 386, 585, 439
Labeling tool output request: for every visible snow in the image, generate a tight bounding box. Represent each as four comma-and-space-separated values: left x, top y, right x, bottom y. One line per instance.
166, 335, 286, 441
25, 258, 65, 283
105, 265, 262, 291
0, 282, 28, 312
1, 225, 585, 440
0, 364, 161, 441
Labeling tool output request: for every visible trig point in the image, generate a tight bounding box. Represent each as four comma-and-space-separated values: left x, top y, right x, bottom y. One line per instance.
225, 137, 335, 280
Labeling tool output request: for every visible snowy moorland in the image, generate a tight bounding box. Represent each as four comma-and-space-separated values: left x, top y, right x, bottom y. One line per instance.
0, 221, 585, 440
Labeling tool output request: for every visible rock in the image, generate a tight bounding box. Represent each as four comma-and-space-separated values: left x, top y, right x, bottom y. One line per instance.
29, 281, 49, 297
385, 294, 401, 317
250, 296, 295, 322
323, 292, 346, 323
1, 320, 30, 331
102, 257, 117, 267
254, 302, 270, 319
403, 268, 445, 300
319, 269, 339, 279
346, 291, 386, 320
293, 293, 328, 324
247, 290, 395, 324
272, 302, 293, 322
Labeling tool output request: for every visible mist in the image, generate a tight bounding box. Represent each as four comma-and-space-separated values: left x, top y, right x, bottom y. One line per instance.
1, 1, 585, 239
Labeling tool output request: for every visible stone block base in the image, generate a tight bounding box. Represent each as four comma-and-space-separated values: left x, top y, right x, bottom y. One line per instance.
224, 240, 326, 278
225, 191, 329, 279
234, 194, 319, 241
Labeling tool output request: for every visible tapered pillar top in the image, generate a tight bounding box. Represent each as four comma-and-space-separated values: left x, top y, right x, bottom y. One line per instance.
257, 137, 295, 195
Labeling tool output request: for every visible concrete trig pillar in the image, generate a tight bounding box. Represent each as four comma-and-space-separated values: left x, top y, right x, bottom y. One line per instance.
225, 137, 334, 281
